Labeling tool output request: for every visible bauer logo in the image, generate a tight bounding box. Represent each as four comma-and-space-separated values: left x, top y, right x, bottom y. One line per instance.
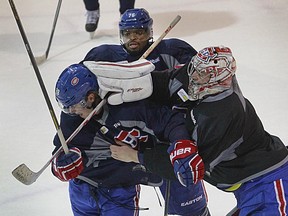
71, 77, 79, 86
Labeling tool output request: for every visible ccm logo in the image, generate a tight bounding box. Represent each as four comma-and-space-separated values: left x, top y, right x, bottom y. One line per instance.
170, 147, 191, 161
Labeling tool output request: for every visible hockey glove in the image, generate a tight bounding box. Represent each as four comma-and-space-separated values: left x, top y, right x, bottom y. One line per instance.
52, 147, 84, 182
83, 59, 154, 105
96, 74, 153, 105
168, 140, 204, 187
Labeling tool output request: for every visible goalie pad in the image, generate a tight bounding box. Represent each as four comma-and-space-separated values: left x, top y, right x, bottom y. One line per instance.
83, 59, 155, 79
97, 74, 153, 105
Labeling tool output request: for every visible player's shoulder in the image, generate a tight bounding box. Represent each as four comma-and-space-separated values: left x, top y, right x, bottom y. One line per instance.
160, 38, 191, 47
60, 112, 83, 125
156, 38, 195, 54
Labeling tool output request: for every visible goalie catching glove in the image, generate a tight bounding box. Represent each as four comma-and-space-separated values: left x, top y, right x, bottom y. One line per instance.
52, 147, 84, 181
83, 59, 154, 105
168, 140, 204, 187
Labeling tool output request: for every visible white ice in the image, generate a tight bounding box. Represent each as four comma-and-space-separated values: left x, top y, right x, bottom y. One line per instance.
1, 0, 288, 215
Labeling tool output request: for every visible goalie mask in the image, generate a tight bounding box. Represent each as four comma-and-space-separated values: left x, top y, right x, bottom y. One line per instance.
187, 46, 236, 101
55, 64, 99, 114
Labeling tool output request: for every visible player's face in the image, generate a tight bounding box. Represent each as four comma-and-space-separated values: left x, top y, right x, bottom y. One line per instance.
121, 28, 150, 52
188, 60, 211, 85
62, 99, 92, 118
191, 68, 211, 85
64, 92, 102, 119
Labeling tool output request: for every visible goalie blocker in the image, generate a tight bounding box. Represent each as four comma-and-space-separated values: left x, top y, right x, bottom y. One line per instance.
83, 59, 154, 105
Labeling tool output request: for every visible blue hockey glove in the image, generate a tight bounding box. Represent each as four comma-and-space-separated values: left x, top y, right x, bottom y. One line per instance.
168, 140, 204, 187
52, 147, 83, 181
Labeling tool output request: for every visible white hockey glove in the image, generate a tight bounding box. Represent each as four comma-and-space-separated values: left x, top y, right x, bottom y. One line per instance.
97, 74, 153, 105
83, 59, 155, 105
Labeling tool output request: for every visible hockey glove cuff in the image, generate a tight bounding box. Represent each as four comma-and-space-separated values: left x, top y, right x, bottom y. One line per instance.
168, 140, 204, 187
52, 147, 83, 182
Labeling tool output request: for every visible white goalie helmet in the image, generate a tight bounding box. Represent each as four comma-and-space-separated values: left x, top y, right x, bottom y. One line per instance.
187, 46, 236, 101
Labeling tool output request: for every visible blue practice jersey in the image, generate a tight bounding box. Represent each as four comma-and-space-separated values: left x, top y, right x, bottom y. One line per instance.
53, 99, 189, 188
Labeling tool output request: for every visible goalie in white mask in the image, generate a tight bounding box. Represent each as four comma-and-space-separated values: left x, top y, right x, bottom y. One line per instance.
87, 46, 288, 216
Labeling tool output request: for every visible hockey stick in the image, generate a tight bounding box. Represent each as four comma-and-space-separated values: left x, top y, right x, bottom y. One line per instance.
163, 180, 171, 216
9, 0, 69, 154
226, 206, 240, 216
8, 2, 107, 184
12, 99, 106, 185
140, 15, 181, 59
11, 13, 181, 186
35, 0, 62, 65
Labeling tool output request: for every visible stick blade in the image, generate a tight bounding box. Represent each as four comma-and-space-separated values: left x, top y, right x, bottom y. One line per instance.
34, 54, 47, 65
12, 164, 39, 185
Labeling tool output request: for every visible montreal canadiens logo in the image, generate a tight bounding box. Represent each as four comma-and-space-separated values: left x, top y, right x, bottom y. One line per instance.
71, 77, 79, 86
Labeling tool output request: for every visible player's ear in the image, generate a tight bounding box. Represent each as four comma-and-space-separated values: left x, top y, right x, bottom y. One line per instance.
86, 90, 102, 109
86, 92, 95, 103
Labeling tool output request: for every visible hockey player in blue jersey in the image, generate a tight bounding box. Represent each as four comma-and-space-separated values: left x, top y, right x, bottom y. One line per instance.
82, 8, 197, 70
94, 46, 288, 215
80, 8, 210, 216
51, 62, 206, 216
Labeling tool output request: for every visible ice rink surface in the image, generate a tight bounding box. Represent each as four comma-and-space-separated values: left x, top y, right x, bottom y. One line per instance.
0, 0, 288, 215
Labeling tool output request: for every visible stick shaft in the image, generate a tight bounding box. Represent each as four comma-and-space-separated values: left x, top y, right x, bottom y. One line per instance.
226, 206, 240, 216
41, 99, 106, 169
141, 15, 181, 59
53, 99, 106, 155
8, 0, 69, 154
163, 180, 171, 216
45, 0, 62, 58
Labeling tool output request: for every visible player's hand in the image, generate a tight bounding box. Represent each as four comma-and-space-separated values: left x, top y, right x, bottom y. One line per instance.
168, 140, 204, 187
110, 141, 139, 163
52, 147, 83, 181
